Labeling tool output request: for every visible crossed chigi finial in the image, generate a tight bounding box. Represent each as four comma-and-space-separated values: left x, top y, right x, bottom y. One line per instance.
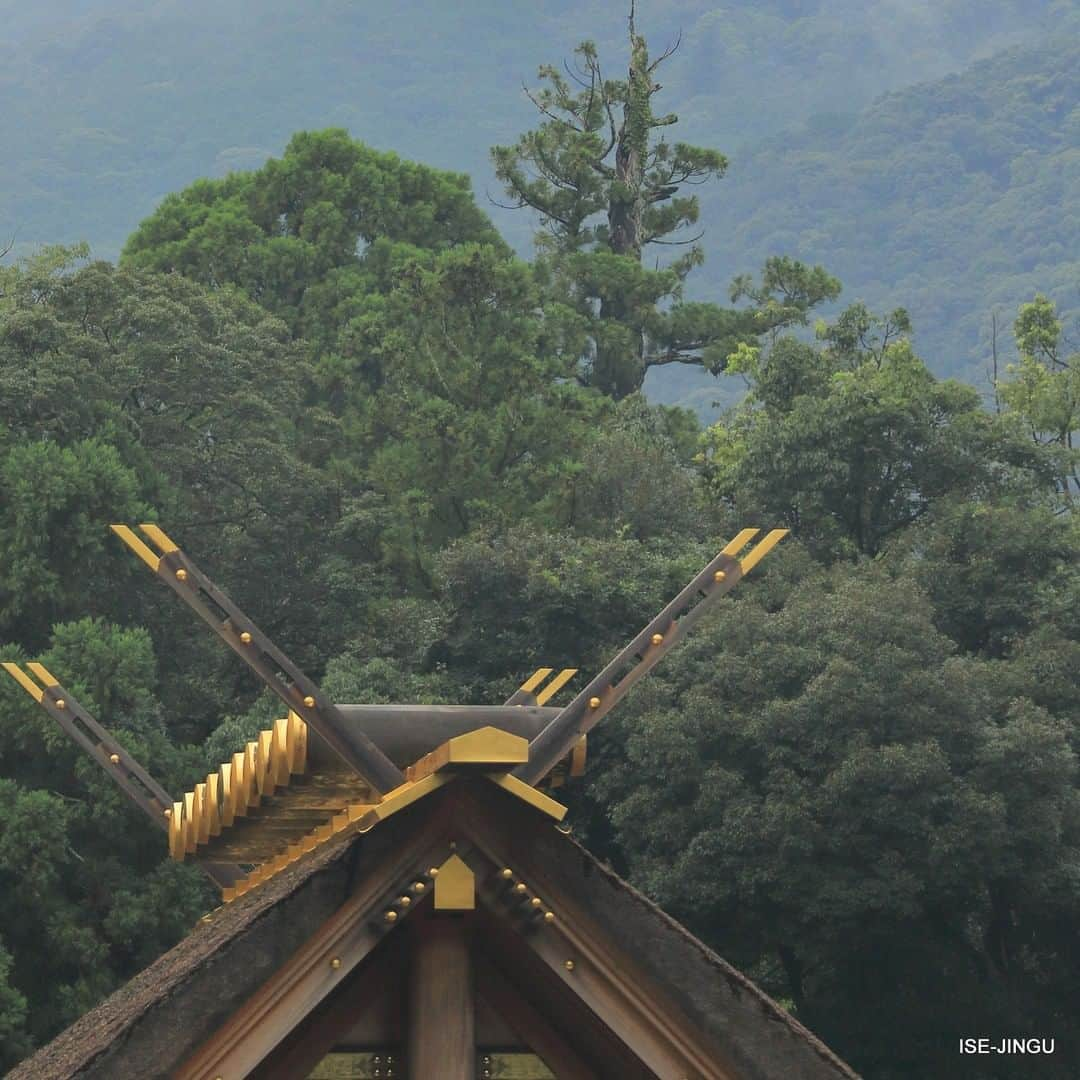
4, 524, 786, 899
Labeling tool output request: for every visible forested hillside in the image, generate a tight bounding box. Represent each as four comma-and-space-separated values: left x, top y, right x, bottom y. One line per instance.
1, 0, 1076, 406
1, 6, 1079, 1078
677, 34, 1080, 403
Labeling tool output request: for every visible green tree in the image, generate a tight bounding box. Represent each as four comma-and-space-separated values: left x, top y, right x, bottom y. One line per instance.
0, 620, 210, 1062
0, 439, 150, 649
122, 129, 503, 378
492, 11, 838, 398
564, 395, 709, 541
327, 242, 603, 574
0, 248, 347, 735
593, 558, 1080, 1078
0, 940, 30, 1073
698, 307, 1052, 559
998, 294, 1080, 506
893, 498, 1076, 658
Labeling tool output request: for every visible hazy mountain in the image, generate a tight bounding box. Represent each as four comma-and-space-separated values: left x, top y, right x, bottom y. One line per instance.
0, 0, 1075, 412
650, 30, 1080, 413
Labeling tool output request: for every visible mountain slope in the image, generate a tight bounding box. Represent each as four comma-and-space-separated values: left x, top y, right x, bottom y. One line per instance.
648, 32, 1080, 412
0, 0, 1063, 262
0, 1, 1075, 412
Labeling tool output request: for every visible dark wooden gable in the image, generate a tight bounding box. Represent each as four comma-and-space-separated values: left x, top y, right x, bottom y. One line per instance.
11, 779, 858, 1080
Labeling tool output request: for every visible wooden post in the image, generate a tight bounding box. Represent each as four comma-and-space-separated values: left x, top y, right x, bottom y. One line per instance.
408, 915, 474, 1080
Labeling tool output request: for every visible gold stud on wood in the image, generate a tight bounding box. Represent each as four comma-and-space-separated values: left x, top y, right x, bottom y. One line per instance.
175, 568, 188, 581
239, 631, 252, 644
303, 695, 316, 708
714, 569, 726, 582
588, 696, 601, 709
651, 632, 664, 645
109, 753, 120, 764
330, 957, 342, 970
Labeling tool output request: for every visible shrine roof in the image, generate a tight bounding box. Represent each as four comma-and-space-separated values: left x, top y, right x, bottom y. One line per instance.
10, 779, 858, 1080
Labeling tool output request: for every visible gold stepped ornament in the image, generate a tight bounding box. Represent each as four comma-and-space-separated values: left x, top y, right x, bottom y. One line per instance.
170, 711, 308, 861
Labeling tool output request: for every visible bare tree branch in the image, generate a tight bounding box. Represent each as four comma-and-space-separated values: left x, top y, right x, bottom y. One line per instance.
523, 84, 585, 132
648, 31, 682, 73
645, 229, 704, 246
563, 57, 592, 90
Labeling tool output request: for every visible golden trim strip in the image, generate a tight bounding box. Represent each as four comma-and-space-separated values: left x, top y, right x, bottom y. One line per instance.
359, 773, 451, 831
137, 523, 179, 555
25, 662, 59, 687
109, 524, 162, 572
721, 527, 761, 558
1, 663, 44, 702
520, 667, 554, 694
534, 668, 578, 706
739, 529, 790, 574
486, 773, 568, 821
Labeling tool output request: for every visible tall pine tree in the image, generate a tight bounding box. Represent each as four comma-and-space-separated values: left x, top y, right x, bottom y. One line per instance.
492, 3, 838, 398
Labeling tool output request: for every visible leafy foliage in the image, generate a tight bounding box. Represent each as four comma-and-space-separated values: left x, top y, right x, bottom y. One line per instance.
492, 27, 838, 399
698, 307, 1052, 559
593, 556, 1080, 1078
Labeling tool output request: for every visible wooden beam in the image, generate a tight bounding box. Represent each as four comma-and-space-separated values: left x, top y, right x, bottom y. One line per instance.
1, 664, 171, 826
457, 798, 739, 1079
112, 523, 405, 794
476, 956, 595, 1080
407, 914, 474, 1080
517, 528, 787, 785
175, 820, 454, 1079
474, 911, 648, 1079
252, 933, 406, 1080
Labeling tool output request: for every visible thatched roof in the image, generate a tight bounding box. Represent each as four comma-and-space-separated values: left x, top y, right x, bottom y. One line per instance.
11, 781, 859, 1080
